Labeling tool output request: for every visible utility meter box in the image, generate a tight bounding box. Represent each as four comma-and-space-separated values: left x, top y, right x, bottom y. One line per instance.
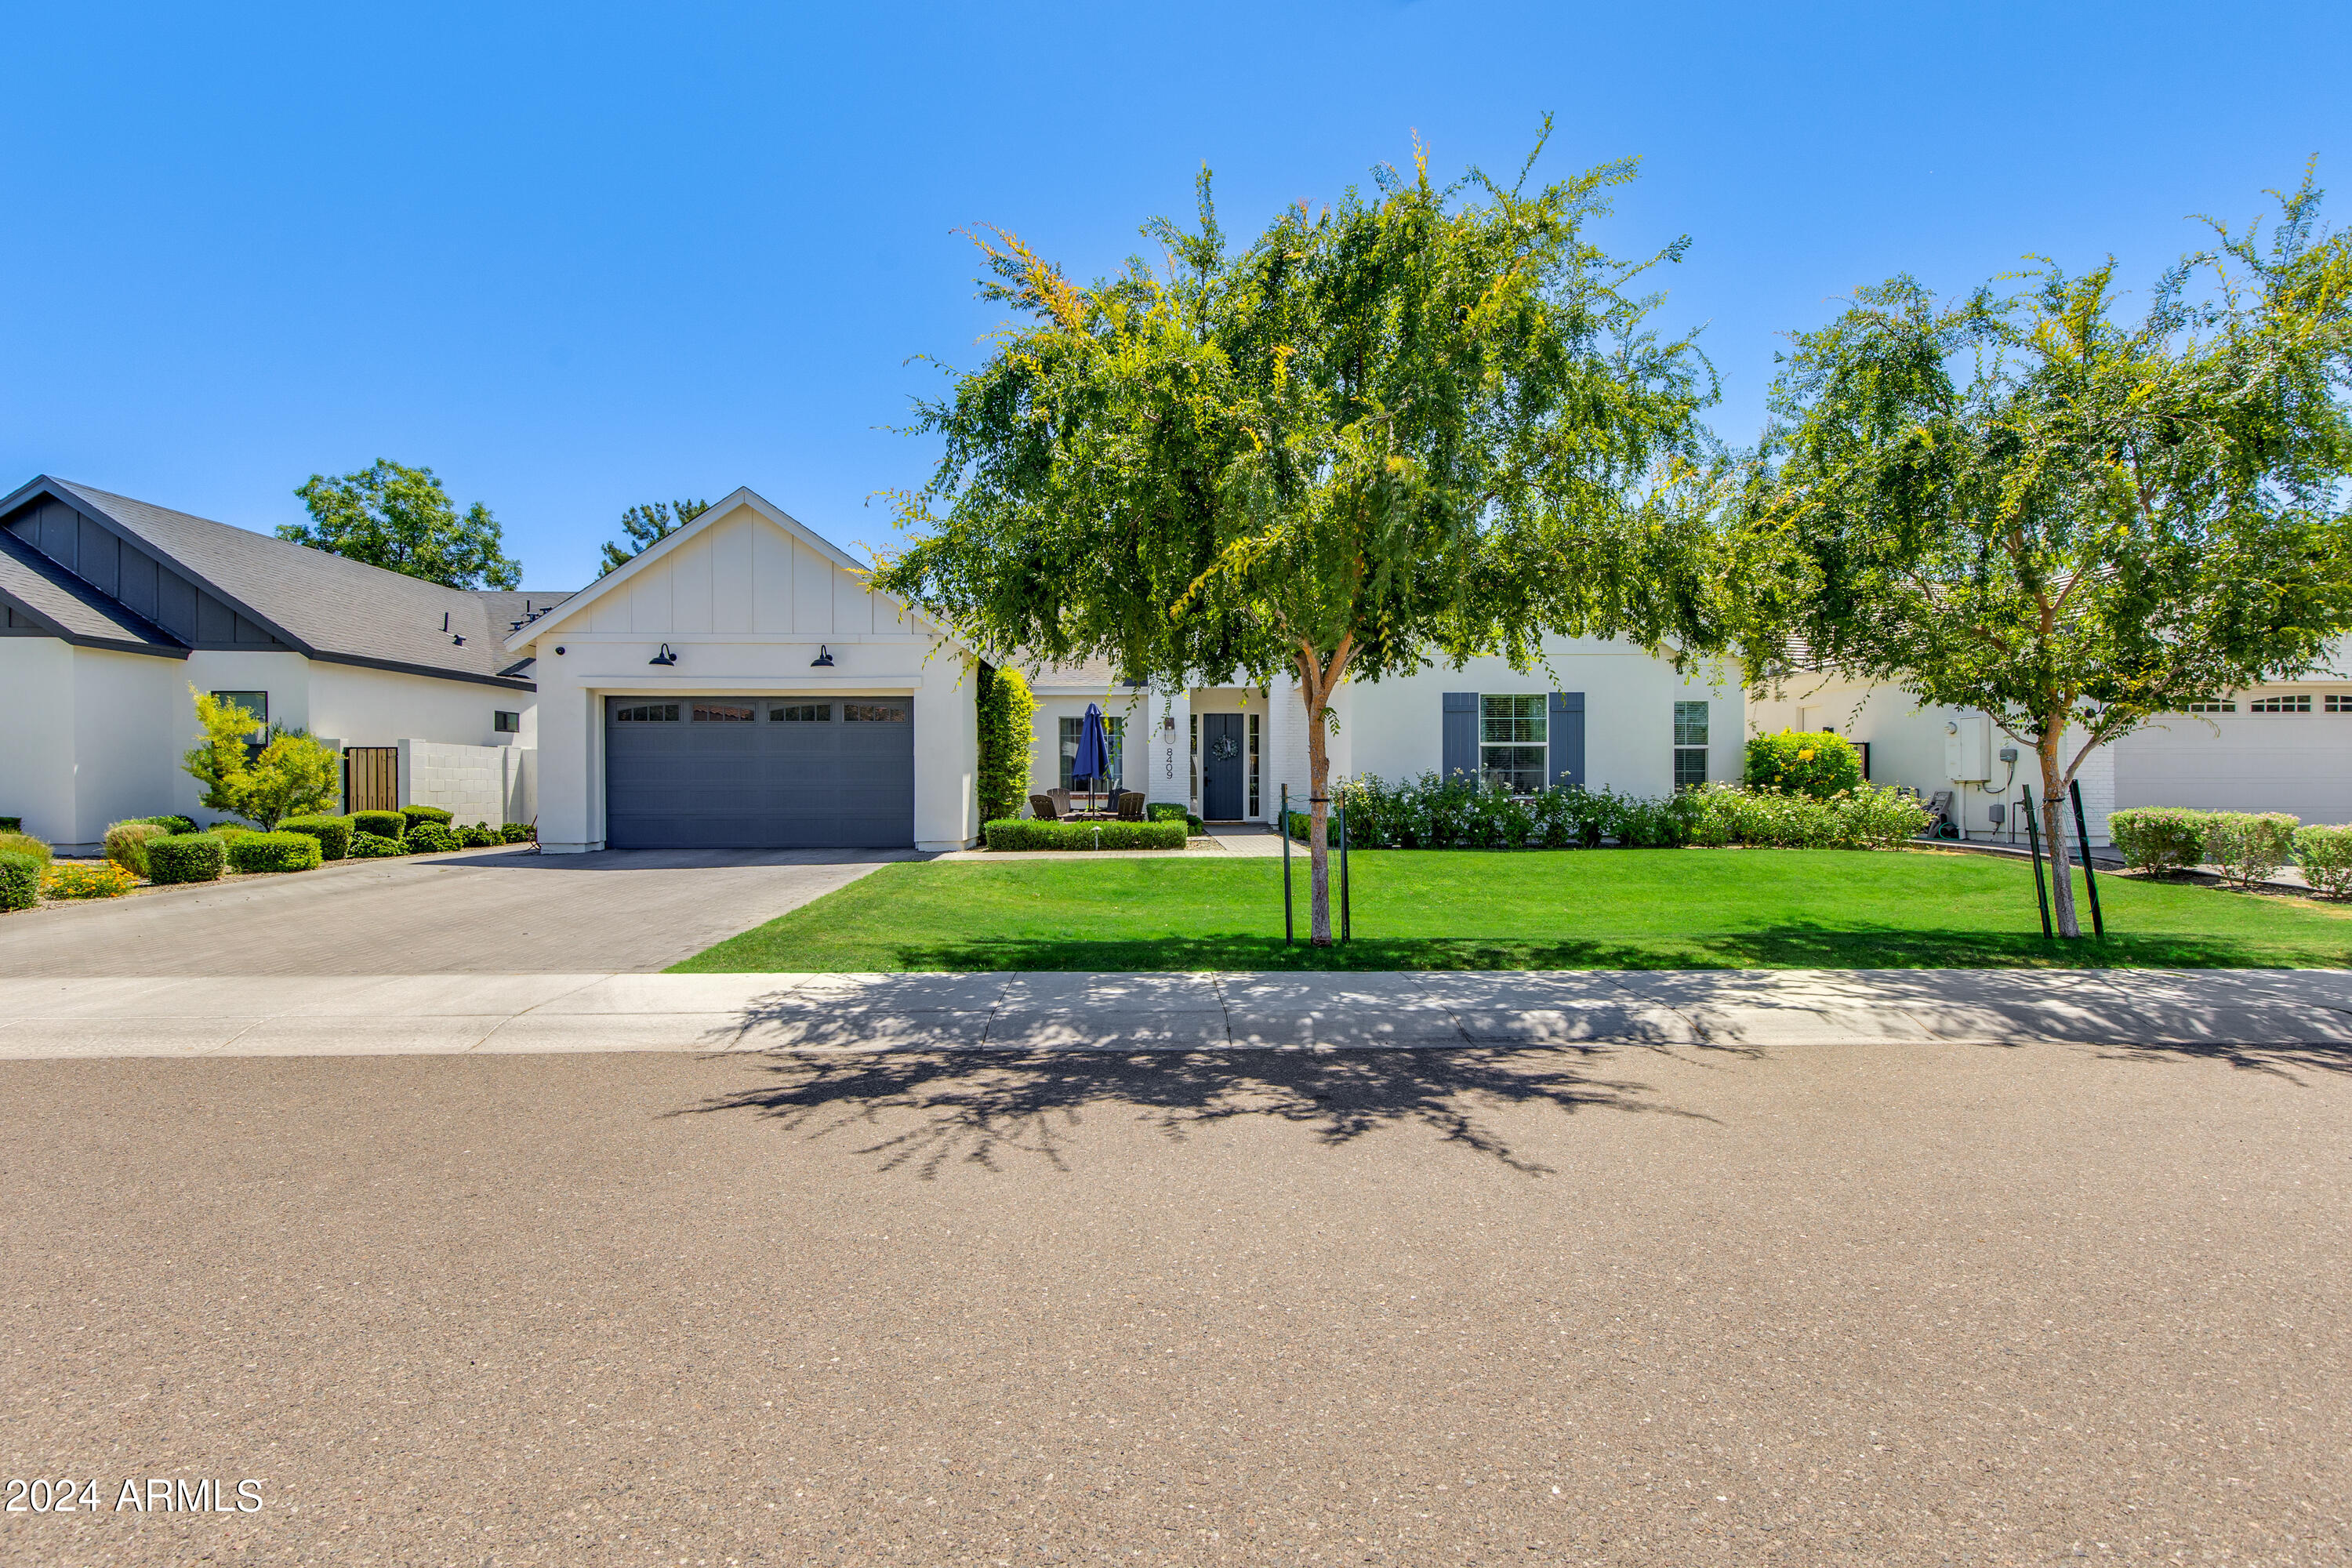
1944, 715, 1991, 782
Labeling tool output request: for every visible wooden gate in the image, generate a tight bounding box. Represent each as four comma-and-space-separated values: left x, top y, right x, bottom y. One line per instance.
345, 746, 399, 813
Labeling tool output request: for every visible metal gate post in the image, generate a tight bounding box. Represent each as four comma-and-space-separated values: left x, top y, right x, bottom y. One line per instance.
2020, 790, 2055, 939
2069, 779, 2106, 938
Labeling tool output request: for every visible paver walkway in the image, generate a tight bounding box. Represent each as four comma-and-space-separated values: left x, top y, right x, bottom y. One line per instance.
0, 847, 912, 976
6, 966, 2349, 1058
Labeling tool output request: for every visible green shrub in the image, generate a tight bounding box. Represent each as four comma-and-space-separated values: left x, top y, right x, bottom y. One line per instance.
2205, 811, 2299, 889
2108, 808, 2214, 875
976, 665, 1039, 826
103, 821, 167, 877
0, 849, 39, 911
984, 819, 1189, 851
499, 821, 536, 843
278, 815, 354, 860
1744, 731, 1864, 799
348, 831, 405, 858
209, 824, 252, 846
1145, 803, 1208, 834
2293, 824, 2352, 898
0, 831, 56, 868
0, 815, 19, 832
227, 830, 324, 874
403, 823, 461, 853
146, 832, 227, 884
129, 814, 200, 836
351, 810, 408, 840
401, 804, 455, 829
456, 822, 501, 848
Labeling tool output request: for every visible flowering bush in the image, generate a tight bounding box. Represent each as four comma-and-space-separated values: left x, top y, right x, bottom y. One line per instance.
2204, 812, 2299, 889
2293, 825, 2352, 898
43, 861, 139, 899
1744, 730, 1863, 799
1284, 774, 1919, 851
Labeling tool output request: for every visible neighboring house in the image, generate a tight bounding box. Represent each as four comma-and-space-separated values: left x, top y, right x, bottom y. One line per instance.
506, 488, 980, 853
1747, 655, 2352, 844
1029, 641, 1746, 823
0, 476, 566, 852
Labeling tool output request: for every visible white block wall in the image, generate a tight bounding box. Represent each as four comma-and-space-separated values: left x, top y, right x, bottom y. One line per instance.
398, 740, 529, 827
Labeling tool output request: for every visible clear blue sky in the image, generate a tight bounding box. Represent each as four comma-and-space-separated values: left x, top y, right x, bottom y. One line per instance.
6, 2, 2344, 591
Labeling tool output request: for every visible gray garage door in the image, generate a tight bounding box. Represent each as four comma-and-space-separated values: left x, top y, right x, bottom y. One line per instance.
604, 696, 914, 849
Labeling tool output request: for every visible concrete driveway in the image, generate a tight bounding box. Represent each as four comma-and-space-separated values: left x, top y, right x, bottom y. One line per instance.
0, 847, 913, 976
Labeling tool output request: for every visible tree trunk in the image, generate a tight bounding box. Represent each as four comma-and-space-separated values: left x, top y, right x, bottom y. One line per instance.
2037, 730, 2082, 939
1294, 637, 1356, 948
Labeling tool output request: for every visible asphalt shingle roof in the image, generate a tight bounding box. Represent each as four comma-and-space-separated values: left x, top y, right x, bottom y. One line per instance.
45, 481, 572, 686
0, 528, 173, 647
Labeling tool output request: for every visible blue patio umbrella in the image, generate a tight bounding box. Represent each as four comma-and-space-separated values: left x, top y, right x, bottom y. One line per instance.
1071, 702, 1112, 811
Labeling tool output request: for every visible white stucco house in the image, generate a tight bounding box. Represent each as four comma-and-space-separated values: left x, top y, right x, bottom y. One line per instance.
505, 488, 981, 853
0, 476, 564, 853
1747, 649, 2352, 846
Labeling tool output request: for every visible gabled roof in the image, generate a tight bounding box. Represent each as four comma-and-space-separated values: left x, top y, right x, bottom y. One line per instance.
0, 527, 183, 654
505, 485, 955, 655
2, 477, 572, 689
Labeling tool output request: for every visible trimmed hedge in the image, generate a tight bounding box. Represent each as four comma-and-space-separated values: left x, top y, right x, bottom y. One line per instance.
103, 821, 167, 877
147, 832, 227, 884
349, 831, 405, 858
2294, 825, 2352, 898
129, 814, 200, 836
2206, 812, 2299, 889
499, 822, 536, 844
984, 819, 1189, 851
350, 810, 408, 840
402, 823, 460, 853
1744, 730, 1864, 799
2108, 808, 2212, 875
0, 831, 53, 868
227, 831, 324, 874
209, 825, 253, 845
456, 822, 502, 848
1145, 803, 1207, 834
279, 815, 354, 860
0, 849, 39, 911
401, 804, 455, 829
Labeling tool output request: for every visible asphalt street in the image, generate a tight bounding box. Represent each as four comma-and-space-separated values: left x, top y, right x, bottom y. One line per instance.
3, 1034, 2347, 1565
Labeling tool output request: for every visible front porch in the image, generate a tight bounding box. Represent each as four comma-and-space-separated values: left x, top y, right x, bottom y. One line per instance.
1023, 666, 1280, 823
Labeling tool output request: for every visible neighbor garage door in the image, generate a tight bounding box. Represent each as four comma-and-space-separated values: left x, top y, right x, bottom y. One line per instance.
604, 696, 914, 848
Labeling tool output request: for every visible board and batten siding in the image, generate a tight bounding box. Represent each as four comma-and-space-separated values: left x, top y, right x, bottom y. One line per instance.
581, 508, 884, 639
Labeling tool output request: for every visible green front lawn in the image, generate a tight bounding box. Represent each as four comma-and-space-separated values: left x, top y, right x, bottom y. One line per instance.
671, 848, 2352, 972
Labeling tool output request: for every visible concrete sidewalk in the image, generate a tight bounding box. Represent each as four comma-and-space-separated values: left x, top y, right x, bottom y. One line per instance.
5, 967, 2350, 1059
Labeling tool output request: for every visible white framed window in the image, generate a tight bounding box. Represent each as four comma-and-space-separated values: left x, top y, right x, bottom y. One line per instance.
1247, 712, 1261, 817
1189, 713, 1199, 804
1059, 715, 1124, 790
2328, 695, 2352, 713
2249, 695, 2311, 713
1480, 695, 1548, 793
1673, 700, 1709, 790
2187, 701, 2237, 713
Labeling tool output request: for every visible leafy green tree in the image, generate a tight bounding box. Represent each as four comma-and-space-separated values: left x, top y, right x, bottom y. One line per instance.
283, 460, 522, 590
1736, 180, 2352, 937
597, 499, 711, 576
873, 131, 1724, 942
183, 690, 342, 828
975, 664, 1039, 824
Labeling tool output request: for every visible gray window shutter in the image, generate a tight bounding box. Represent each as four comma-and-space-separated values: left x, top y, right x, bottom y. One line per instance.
1548, 691, 1584, 789
1442, 691, 1478, 780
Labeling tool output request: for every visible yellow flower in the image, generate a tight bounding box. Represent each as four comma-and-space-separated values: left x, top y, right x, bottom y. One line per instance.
1797, 748, 1816, 762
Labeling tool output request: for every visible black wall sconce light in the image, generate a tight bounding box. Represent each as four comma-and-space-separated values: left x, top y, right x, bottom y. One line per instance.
648, 644, 678, 666
811, 645, 836, 667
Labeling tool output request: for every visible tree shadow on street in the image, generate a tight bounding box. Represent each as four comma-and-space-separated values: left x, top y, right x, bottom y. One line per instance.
677, 1045, 1706, 1179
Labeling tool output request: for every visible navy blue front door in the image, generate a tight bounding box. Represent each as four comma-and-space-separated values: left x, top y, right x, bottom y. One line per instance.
1201, 712, 1245, 819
